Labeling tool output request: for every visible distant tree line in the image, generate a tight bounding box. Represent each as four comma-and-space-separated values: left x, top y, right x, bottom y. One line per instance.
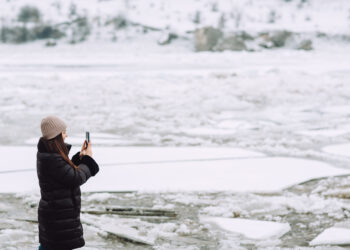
0, 5, 90, 45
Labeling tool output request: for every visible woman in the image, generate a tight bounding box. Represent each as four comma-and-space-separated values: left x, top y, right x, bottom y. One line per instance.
37, 115, 99, 250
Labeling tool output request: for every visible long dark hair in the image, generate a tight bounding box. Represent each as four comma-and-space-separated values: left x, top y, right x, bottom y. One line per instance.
39, 133, 78, 169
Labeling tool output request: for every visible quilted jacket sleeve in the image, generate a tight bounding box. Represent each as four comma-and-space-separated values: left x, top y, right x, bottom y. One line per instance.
80, 155, 99, 176
71, 151, 82, 165
49, 155, 99, 188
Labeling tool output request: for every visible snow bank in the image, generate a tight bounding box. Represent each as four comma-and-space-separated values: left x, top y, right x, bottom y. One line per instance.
89, 145, 264, 165
0, 146, 36, 171
0, 146, 262, 193
200, 216, 290, 240
310, 227, 350, 246
82, 156, 350, 193
0, 146, 348, 193
0, 145, 263, 172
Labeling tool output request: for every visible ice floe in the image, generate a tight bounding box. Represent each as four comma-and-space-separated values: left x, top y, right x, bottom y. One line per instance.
310, 227, 350, 246
81, 215, 156, 246
82, 156, 350, 193
0, 146, 348, 193
200, 216, 290, 240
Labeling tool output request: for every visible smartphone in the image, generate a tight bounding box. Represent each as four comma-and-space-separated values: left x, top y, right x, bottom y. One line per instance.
86, 131, 90, 147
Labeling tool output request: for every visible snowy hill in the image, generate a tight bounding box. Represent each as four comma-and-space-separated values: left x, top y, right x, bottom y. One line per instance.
0, 0, 349, 50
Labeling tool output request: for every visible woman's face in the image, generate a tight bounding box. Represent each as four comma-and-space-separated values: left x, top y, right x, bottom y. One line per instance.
62, 130, 67, 141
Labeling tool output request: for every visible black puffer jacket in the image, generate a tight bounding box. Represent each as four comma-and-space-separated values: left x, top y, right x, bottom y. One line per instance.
36, 139, 99, 250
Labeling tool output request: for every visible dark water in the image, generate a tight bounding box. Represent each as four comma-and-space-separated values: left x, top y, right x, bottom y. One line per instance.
1, 175, 350, 249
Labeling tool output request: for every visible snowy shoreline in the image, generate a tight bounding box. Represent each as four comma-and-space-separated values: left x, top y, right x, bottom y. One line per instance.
1, 146, 349, 194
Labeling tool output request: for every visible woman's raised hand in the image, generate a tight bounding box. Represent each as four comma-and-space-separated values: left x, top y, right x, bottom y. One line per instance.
80, 140, 92, 157
85, 141, 92, 157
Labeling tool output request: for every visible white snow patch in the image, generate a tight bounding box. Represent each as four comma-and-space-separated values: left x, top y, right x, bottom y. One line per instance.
297, 129, 348, 137
198, 192, 350, 221
310, 227, 350, 246
148, 222, 178, 239
176, 224, 191, 236
0, 146, 36, 171
200, 217, 290, 240
0, 229, 33, 243
152, 203, 175, 210
89, 146, 265, 165
85, 193, 113, 202
81, 215, 156, 246
82, 157, 349, 193
323, 143, 350, 158
0, 145, 263, 172
181, 127, 238, 136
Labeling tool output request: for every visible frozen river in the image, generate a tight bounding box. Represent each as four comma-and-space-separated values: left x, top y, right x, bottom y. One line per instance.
1, 44, 350, 249
1, 45, 350, 164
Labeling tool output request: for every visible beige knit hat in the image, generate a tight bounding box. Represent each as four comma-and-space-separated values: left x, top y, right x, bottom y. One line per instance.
41, 115, 67, 140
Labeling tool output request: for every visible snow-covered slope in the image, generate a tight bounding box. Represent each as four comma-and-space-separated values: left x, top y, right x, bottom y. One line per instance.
2, 0, 350, 33
0, 0, 349, 48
